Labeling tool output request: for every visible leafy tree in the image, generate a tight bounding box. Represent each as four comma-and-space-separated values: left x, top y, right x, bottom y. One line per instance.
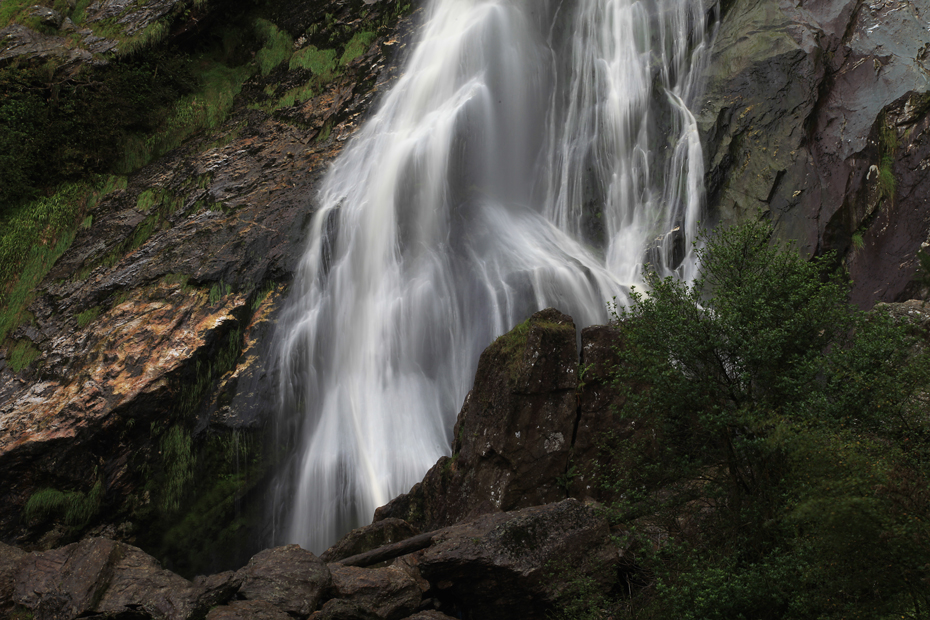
607, 217, 930, 619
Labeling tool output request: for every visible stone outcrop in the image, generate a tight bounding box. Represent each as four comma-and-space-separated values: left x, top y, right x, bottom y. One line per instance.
700, 0, 930, 306
374, 308, 581, 530
417, 499, 618, 620
374, 309, 629, 531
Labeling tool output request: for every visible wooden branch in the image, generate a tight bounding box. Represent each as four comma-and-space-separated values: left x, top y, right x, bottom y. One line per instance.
335, 531, 437, 567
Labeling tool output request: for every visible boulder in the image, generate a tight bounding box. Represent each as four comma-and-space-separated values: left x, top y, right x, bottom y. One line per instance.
403, 613, 458, 620
324, 564, 421, 620
12, 537, 211, 619
416, 499, 618, 620
311, 598, 382, 620
375, 309, 579, 530
321, 518, 420, 563
237, 545, 332, 616
206, 599, 292, 620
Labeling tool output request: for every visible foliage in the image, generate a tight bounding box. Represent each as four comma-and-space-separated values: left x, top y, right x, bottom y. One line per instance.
161, 425, 195, 514
0, 54, 196, 216
606, 218, 930, 619
254, 19, 293, 76
339, 31, 375, 66
76, 306, 102, 328
24, 479, 104, 527
8, 339, 40, 372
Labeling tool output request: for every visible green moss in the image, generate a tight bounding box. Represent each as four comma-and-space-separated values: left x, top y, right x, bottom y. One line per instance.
254, 19, 293, 76
290, 45, 338, 75
76, 305, 102, 328
209, 280, 230, 305
339, 31, 375, 66
316, 118, 333, 142
163, 273, 194, 293
8, 339, 40, 372
117, 60, 252, 173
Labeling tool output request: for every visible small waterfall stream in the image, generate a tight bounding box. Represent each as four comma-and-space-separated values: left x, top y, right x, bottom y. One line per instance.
272, 0, 711, 553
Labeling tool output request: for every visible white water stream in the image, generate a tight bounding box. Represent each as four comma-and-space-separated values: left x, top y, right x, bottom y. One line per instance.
272, 0, 712, 553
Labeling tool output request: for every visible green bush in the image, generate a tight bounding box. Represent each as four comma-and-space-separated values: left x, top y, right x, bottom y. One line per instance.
608, 218, 930, 619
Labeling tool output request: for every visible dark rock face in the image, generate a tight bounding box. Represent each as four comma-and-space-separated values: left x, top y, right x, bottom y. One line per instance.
321, 519, 421, 564
236, 544, 333, 617
700, 0, 930, 306
417, 499, 618, 620
0, 541, 26, 616
375, 309, 580, 530
571, 324, 636, 500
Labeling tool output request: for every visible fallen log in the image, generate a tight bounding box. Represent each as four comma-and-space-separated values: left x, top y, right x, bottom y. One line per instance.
336, 531, 437, 567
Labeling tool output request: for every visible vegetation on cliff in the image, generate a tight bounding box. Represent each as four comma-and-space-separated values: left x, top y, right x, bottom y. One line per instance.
601, 218, 930, 619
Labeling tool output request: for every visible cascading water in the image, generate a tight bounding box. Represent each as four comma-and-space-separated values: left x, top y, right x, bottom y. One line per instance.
272, 0, 712, 553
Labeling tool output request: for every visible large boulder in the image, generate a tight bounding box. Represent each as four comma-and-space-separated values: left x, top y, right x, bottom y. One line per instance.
375, 309, 579, 530
12, 537, 213, 619
416, 499, 618, 620
236, 545, 332, 617
320, 564, 421, 620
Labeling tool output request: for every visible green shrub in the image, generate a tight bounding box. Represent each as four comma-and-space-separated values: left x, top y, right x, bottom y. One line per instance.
608, 217, 930, 619
24, 480, 104, 527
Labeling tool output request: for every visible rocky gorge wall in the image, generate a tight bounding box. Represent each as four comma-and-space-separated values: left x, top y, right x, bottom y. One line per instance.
0, 0, 928, 591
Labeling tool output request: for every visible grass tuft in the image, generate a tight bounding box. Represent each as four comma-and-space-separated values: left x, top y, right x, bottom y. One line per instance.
8, 339, 40, 372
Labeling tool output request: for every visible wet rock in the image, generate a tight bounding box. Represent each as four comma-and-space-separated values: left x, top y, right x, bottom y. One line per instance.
700, 0, 930, 306
375, 309, 578, 530
570, 324, 637, 501
237, 545, 332, 616
403, 612, 458, 620
0, 23, 96, 68
311, 598, 382, 620
417, 499, 618, 620
321, 518, 421, 563
325, 564, 421, 620
0, 541, 26, 615
206, 599, 293, 620
12, 537, 208, 619
192, 570, 243, 611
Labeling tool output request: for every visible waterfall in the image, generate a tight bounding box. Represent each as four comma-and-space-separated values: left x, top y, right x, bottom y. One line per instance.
272, 0, 711, 553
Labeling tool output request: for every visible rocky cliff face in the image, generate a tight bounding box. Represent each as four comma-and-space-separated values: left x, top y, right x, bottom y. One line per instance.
0, 0, 422, 574
699, 0, 930, 306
